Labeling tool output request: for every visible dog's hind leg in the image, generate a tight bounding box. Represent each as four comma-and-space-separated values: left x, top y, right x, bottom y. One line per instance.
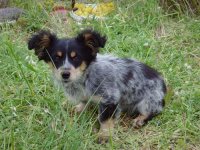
132, 99, 163, 128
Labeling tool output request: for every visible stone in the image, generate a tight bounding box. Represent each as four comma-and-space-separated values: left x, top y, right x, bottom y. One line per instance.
0, 7, 24, 23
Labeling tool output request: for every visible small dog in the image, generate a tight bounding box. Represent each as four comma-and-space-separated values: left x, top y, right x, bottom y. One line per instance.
28, 29, 166, 143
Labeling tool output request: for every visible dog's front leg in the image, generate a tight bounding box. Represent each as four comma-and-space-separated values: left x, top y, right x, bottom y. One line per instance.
98, 102, 118, 144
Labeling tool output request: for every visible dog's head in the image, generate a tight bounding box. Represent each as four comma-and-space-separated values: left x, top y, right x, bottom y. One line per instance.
28, 29, 106, 82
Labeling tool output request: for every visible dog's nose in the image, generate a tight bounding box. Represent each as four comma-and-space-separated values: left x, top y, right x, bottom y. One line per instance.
61, 71, 70, 79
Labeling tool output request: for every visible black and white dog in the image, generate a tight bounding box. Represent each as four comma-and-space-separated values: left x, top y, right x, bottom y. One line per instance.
28, 29, 166, 143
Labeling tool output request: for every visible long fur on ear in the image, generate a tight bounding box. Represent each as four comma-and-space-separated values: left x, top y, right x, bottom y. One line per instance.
28, 30, 57, 62
76, 29, 107, 55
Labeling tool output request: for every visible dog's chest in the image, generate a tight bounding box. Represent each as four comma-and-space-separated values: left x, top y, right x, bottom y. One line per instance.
62, 80, 102, 104
63, 81, 86, 103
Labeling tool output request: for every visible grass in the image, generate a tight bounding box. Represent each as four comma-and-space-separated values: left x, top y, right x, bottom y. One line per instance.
0, 0, 200, 149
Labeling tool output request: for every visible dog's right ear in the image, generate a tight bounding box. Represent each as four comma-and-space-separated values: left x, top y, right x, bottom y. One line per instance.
76, 29, 107, 56
28, 30, 57, 62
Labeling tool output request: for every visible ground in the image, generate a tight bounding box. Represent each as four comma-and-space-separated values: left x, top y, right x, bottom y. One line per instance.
0, 0, 199, 149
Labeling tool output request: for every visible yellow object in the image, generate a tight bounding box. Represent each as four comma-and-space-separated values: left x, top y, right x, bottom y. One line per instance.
74, 2, 115, 17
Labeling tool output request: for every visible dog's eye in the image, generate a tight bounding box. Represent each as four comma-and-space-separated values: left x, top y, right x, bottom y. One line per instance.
55, 51, 63, 60
71, 55, 78, 62
70, 51, 78, 61
55, 55, 62, 60
71, 54, 77, 59
55, 55, 63, 61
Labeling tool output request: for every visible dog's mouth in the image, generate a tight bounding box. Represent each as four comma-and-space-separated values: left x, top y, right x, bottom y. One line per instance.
62, 79, 69, 83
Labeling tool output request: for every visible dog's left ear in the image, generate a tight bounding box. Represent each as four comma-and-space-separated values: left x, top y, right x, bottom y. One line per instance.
76, 29, 107, 55
28, 30, 57, 62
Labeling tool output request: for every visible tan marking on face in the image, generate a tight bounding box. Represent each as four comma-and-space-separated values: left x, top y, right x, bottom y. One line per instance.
80, 61, 87, 71
56, 51, 62, 57
70, 51, 76, 58
68, 66, 81, 81
69, 62, 85, 81
98, 119, 115, 143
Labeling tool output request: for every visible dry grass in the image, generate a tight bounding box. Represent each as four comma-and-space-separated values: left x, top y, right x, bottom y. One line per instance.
159, 0, 200, 15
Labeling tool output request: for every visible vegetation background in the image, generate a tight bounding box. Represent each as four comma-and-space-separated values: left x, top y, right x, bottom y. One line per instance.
0, 0, 199, 149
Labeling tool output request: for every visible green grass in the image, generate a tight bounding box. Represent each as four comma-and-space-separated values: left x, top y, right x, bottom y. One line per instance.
0, 0, 200, 149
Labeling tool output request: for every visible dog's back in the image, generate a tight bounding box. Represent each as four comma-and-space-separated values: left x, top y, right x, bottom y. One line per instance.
85, 54, 166, 118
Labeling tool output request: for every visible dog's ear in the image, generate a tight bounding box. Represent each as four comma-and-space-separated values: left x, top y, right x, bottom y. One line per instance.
28, 30, 57, 62
76, 29, 107, 56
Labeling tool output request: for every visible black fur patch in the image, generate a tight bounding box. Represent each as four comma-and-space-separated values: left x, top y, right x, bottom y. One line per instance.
123, 58, 133, 64
159, 99, 165, 107
161, 80, 167, 93
123, 71, 134, 85
141, 64, 160, 79
99, 103, 118, 122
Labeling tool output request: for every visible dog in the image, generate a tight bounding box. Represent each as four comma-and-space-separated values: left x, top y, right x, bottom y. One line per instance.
28, 29, 166, 143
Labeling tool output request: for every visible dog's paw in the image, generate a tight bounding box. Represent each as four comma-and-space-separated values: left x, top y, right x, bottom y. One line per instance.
74, 102, 86, 113
133, 115, 147, 128
133, 118, 144, 128
97, 134, 109, 144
